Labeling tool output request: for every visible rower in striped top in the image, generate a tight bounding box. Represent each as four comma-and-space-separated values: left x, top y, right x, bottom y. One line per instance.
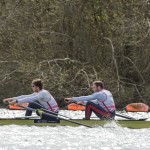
65, 81, 116, 120
3, 79, 59, 118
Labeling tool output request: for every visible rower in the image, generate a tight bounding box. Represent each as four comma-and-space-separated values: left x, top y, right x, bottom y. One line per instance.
3, 79, 59, 119
65, 81, 116, 120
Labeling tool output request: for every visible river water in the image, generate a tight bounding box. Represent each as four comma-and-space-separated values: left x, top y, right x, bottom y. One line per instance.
0, 109, 150, 150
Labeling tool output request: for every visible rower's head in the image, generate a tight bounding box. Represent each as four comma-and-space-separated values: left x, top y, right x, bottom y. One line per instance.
92, 81, 104, 92
31, 79, 43, 92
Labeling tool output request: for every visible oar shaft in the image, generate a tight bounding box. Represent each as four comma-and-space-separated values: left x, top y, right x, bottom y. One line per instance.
115, 113, 136, 120
115, 113, 148, 121
42, 111, 93, 128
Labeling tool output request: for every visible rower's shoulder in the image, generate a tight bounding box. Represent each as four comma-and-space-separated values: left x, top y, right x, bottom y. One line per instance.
39, 89, 47, 93
40, 89, 51, 95
101, 89, 112, 94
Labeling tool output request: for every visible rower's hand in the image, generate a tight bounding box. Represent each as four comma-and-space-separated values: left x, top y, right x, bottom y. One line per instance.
3, 98, 13, 104
9, 100, 17, 105
64, 98, 72, 103
3, 99, 8, 104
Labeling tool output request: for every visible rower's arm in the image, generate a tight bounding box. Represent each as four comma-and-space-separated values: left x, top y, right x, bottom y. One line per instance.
72, 93, 98, 102
13, 93, 37, 100
72, 92, 107, 102
14, 93, 43, 103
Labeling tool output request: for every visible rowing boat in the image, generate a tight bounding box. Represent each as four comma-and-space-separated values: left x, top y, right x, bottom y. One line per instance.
0, 118, 150, 129
2, 104, 150, 129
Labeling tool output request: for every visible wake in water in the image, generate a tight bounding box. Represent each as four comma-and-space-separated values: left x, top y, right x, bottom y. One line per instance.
0, 124, 150, 150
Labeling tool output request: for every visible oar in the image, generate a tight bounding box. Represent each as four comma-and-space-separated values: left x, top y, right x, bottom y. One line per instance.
115, 113, 148, 121
14, 116, 40, 119
16, 104, 93, 128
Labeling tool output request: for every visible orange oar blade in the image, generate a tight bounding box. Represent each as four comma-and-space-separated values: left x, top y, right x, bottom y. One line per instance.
8, 103, 29, 110
125, 103, 149, 112
67, 103, 85, 111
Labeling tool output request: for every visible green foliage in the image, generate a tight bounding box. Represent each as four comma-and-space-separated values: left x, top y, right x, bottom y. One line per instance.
0, 0, 149, 108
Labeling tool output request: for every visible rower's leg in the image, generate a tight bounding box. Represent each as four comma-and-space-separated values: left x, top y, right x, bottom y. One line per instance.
85, 102, 92, 119
85, 101, 111, 120
25, 101, 43, 116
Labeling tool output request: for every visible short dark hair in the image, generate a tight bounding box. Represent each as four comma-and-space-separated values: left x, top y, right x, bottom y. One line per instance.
93, 81, 104, 89
32, 79, 43, 90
